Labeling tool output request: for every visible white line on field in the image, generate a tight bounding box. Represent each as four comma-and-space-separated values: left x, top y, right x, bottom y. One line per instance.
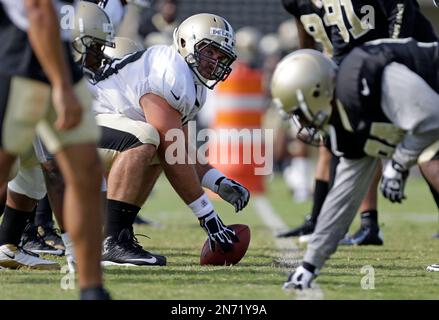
252, 196, 324, 300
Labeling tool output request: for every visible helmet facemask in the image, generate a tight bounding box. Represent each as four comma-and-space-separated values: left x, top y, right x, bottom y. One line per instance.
72, 35, 115, 80
289, 90, 331, 146
185, 39, 236, 89
70, 2, 115, 81
270, 50, 337, 147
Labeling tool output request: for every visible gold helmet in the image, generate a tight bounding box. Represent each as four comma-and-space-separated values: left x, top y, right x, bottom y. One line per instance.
71, 1, 115, 77
173, 13, 237, 89
104, 37, 144, 60
271, 49, 337, 145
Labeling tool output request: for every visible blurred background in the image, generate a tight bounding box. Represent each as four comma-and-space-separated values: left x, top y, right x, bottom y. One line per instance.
117, 0, 439, 203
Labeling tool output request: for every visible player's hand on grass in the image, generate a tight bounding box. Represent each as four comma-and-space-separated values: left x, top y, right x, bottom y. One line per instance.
215, 177, 250, 213
380, 159, 409, 203
199, 211, 239, 252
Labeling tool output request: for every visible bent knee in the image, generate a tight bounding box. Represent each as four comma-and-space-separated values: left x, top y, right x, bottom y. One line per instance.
126, 143, 157, 165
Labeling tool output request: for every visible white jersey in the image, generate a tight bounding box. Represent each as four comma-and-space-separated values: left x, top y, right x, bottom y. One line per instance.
91, 45, 207, 124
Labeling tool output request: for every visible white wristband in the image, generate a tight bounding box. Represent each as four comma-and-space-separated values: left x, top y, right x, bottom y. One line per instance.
189, 193, 215, 219
201, 168, 225, 193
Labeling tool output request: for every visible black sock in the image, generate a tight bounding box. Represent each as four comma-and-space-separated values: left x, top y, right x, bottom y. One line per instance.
360, 210, 378, 226
28, 208, 36, 224
105, 199, 140, 237
35, 195, 54, 227
0, 206, 34, 246
309, 180, 329, 224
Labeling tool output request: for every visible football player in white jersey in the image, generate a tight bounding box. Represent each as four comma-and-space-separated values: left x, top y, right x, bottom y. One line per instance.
37, 7, 250, 267
89, 13, 250, 266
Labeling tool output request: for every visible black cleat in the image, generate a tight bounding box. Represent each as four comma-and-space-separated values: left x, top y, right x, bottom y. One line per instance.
20, 223, 64, 256
37, 224, 65, 251
102, 228, 166, 266
339, 225, 383, 246
432, 231, 439, 239
277, 216, 315, 238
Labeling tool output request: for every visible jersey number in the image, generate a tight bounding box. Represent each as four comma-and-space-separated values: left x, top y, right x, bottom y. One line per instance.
301, 0, 371, 56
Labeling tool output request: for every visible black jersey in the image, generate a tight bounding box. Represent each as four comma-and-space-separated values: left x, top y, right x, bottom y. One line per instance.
282, 0, 332, 55
0, 1, 82, 84
282, 0, 437, 64
332, 39, 439, 157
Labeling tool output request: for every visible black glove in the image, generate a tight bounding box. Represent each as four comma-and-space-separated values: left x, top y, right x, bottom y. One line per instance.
215, 177, 250, 213
380, 159, 409, 203
199, 211, 239, 252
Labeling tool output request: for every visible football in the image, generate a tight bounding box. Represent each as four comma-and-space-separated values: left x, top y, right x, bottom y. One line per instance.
200, 224, 251, 266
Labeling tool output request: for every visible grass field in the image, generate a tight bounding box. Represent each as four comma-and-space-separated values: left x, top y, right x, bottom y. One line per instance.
1, 174, 439, 300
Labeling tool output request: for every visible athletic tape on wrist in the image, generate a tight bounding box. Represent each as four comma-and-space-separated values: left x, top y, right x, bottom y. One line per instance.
201, 168, 225, 193
189, 193, 215, 219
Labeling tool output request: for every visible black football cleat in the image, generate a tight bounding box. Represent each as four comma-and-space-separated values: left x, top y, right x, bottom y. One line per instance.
102, 228, 166, 266
20, 223, 64, 256
37, 224, 65, 251
339, 224, 383, 246
277, 216, 315, 238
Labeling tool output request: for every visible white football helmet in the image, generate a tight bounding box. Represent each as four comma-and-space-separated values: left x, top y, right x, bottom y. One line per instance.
104, 37, 144, 60
71, 1, 115, 77
271, 49, 337, 145
173, 13, 237, 89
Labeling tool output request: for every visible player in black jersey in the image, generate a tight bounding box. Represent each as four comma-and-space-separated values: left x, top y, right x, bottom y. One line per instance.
0, 0, 108, 300
278, 0, 439, 243
271, 39, 439, 288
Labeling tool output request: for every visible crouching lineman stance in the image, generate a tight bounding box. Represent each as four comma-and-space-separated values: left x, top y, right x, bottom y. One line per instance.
271, 40, 439, 289
67, 9, 250, 266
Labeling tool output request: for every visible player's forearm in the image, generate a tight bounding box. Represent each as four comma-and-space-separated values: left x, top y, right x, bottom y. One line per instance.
181, 125, 222, 184
194, 162, 215, 181
25, 0, 72, 89
393, 132, 439, 169
158, 140, 204, 205
297, 19, 315, 49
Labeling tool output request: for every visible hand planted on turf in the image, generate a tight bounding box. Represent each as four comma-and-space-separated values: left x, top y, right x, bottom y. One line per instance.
380, 159, 409, 203
283, 265, 316, 290
199, 211, 239, 252
215, 177, 250, 213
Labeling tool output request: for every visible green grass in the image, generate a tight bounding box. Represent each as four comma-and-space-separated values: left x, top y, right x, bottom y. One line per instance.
1, 175, 438, 300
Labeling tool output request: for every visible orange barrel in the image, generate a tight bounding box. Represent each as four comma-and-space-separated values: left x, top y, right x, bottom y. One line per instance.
208, 61, 267, 194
